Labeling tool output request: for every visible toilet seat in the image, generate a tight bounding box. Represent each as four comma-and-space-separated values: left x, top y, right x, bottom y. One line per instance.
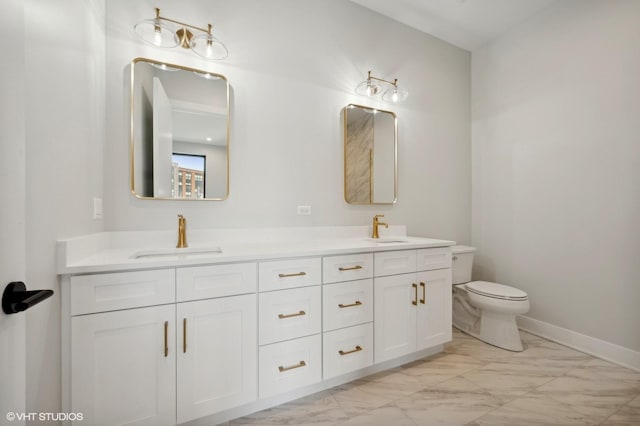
465, 281, 528, 301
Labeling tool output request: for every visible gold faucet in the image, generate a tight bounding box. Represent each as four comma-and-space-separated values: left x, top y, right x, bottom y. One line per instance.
372, 214, 388, 239
176, 214, 188, 248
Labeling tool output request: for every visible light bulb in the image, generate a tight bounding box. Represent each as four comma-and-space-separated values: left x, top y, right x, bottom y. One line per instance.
391, 91, 398, 103
206, 39, 213, 58
366, 85, 374, 96
153, 25, 162, 46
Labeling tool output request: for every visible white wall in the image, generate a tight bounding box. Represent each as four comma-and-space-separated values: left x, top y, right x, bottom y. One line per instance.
0, 0, 27, 421
105, 0, 471, 242
24, 0, 105, 422
472, 0, 640, 352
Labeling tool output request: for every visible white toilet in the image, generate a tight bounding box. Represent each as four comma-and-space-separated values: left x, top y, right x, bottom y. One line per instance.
451, 245, 530, 351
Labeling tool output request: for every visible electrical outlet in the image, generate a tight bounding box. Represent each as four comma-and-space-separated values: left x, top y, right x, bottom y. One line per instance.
297, 205, 311, 215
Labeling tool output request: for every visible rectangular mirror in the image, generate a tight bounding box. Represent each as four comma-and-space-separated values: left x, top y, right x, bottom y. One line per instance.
344, 104, 397, 204
130, 58, 229, 200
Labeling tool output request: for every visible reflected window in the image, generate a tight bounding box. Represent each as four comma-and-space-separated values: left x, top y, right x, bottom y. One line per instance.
171, 153, 206, 199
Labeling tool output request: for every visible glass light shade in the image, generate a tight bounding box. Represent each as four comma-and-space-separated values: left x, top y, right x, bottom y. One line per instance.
134, 19, 180, 48
382, 86, 408, 103
355, 79, 382, 96
190, 34, 228, 60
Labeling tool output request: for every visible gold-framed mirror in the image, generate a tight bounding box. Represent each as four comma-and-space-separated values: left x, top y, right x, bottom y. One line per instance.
130, 58, 229, 200
343, 104, 397, 204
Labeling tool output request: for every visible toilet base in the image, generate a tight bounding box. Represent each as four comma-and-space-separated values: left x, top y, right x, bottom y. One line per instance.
453, 287, 526, 352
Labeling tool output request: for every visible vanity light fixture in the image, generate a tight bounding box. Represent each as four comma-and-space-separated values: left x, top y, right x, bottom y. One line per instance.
134, 8, 228, 60
355, 71, 408, 103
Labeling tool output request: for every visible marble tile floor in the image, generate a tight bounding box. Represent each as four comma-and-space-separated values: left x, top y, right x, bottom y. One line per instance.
223, 329, 640, 425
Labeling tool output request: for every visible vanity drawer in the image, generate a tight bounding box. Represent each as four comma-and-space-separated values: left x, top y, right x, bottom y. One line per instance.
176, 262, 257, 302
259, 286, 321, 345
374, 250, 417, 277
323, 323, 373, 380
70, 269, 175, 315
322, 279, 373, 332
322, 253, 373, 284
259, 257, 321, 292
416, 247, 452, 271
259, 334, 322, 399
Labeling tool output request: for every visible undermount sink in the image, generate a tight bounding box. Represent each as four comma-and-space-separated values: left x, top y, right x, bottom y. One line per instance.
131, 246, 223, 259
365, 238, 409, 244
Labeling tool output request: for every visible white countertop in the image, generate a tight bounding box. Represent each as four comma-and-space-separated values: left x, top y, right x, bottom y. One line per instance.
57, 226, 456, 275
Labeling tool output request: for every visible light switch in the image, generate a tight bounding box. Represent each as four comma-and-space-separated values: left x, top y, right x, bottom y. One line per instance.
93, 197, 103, 220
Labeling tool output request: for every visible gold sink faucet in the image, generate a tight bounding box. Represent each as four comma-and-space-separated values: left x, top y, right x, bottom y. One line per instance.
372, 214, 388, 239
177, 214, 188, 248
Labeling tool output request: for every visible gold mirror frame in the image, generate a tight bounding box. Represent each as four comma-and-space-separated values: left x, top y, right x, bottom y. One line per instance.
343, 104, 397, 205
130, 58, 230, 200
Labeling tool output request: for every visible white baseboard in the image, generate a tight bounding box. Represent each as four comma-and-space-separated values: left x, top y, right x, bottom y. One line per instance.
517, 315, 640, 372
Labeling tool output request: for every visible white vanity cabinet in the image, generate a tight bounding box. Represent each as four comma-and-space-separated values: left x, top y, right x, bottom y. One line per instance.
65, 265, 258, 426
60, 232, 454, 426
374, 249, 452, 363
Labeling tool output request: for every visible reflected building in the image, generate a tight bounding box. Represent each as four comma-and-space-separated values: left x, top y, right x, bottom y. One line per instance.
171, 162, 205, 199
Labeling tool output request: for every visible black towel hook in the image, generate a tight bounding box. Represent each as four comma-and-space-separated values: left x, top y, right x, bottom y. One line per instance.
2, 282, 54, 314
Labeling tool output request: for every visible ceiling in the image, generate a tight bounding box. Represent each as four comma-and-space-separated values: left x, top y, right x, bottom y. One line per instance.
349, 0, 558, 51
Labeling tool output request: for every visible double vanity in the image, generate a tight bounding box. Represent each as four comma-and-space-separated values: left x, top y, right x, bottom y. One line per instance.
58, 225, 454, 425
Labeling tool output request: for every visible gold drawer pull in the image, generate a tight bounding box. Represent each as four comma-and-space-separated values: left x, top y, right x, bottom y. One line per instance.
412, 283, 418, 306
163, 321, 169, 357
339, 345, 363, 356
338, 300, 362, 309
338, 265, 363, 271
278, 271, 307, 278
420, 282, 426, 305
278, 360, 306, 372
278, 310, 306, 319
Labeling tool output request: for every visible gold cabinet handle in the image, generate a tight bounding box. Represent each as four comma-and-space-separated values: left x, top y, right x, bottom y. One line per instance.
412, 283, 418, 306
278, 360, 306, 372
338, 345, 363, 356
338, 300, 362, 309
163, 321, 168, 357
338, 265, 363, 271
183, 318, 187, 353
278, 271, 306, 278
420, 282, 426, 305
278, 310, 306, 319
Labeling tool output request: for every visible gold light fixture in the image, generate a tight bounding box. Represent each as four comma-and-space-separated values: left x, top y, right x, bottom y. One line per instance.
355, 71, 408, 103
134, 8, 228, 61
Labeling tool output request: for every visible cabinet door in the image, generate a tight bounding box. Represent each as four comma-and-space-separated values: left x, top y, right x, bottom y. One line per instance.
416, 269, 452, 350
176, 294, 257, 423
374, 273, 417, 363
71, 305, 176, 426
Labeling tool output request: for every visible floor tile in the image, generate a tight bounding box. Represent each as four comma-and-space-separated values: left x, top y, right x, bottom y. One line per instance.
231, 329, 640, 426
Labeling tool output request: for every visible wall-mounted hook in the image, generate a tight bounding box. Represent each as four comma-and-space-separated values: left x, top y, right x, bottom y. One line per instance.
2, 282, 54, 314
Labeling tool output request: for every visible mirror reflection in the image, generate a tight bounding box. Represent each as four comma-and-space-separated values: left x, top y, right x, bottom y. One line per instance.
130, 58, 229, 200
344, 104, 397, 204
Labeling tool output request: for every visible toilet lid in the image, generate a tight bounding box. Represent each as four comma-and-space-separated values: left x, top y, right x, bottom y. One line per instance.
465, 281, 528, 301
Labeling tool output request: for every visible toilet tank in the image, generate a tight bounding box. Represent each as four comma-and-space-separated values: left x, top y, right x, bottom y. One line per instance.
452, 245, 476, 284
